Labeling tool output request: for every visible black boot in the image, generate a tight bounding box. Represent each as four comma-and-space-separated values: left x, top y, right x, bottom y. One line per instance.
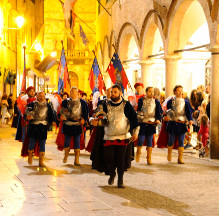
108, 172, 116, 185
117, 174, 125, 188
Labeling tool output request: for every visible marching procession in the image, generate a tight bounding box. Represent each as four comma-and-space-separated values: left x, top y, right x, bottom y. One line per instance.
12, 81, 203, 189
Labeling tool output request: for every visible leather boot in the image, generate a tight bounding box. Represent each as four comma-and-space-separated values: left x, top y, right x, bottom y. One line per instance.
167, 146, 173, 162
136, 146, 142, 163
74, 149, 81, 166
28, 149, 33, 165
147, 147, 153, 165
108, 172, 116, 185
178, 147, 184, 164
39, 152, 46, 167
117, 174, 125, 188
63, 147, 70, 163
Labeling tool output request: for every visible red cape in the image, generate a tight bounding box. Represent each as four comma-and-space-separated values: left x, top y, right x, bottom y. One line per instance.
56, 121, 85, 151
86, 127, 97, 153
21, 136, 40, 157
156, 121, 179, 149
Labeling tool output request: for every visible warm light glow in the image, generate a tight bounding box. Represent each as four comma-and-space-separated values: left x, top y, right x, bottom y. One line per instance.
34, 43, 41, 51
16, 16, 25, 28
51, 51, 57, 57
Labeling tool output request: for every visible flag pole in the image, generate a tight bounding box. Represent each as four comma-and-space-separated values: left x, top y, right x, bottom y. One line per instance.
112, 43, 133, 91
73, 12, 96, 35
92, 50, 107, 91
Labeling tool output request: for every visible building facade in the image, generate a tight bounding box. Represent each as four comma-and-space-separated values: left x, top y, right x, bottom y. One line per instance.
43, 0, 96, 95
95, 0, 219, 158
0, 0, 44, 98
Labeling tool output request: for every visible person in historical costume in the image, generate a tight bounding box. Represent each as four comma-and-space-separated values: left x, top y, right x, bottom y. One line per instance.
60, 87, 88, 166
164, 85, 193, 164
91, 84, 139, 188
16, 87, 36, 143
23, 91, 56, 167
136, 87, 163, 165
134, 83, 145, 104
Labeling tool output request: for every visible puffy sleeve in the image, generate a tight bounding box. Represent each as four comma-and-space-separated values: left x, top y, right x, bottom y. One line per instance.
185, 100, 193, 121
137, 98, 143, 112
81, 99, 89, 122
155, 99, 163, 121
124, 101, 139, 134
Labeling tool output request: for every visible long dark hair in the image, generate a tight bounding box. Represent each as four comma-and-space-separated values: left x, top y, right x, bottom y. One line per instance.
1, 93, 8, 100
190, 89, 198, 109
196, 91, 204, 106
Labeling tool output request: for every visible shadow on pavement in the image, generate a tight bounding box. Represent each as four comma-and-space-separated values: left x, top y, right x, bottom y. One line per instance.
148, 162, 219, 175
64, 164, 100, 175
127, 166, 155, 175
100, 185, 192, 216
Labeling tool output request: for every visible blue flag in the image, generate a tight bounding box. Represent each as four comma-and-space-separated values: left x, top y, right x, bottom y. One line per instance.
80, 25, 88, 46
89, 57, 105, 94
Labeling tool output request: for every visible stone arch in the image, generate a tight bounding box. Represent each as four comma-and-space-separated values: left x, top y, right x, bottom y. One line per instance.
165, 0, 212, 54
139, 10, 165, 59
69, 71, 78, 87
116, 22, 140, 62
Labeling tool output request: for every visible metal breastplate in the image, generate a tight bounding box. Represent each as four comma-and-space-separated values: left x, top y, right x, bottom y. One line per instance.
67, 98, 82, 121
139, 98, 156, 122
28, 102, 48, 125
104, 101, 131, 140
172, 98, 187, 121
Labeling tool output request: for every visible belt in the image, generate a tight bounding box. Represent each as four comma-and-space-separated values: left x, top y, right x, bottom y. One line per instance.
64, 121, 80, 126
31, 120, 48, 125
174, 120, 187, 124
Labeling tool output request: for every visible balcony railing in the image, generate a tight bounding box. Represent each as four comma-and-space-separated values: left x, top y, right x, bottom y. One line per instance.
65, 50, 91, 59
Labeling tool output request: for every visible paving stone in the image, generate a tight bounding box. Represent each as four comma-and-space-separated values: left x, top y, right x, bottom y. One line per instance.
0, 128, 218, 216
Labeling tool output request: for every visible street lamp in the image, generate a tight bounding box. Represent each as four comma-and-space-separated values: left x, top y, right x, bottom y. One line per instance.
16, 16, 25, 28
51, 51, 57, 57
34, 43, 42, 52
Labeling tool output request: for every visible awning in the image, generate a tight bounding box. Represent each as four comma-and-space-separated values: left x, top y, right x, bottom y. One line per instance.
31, 68, 46, 78
35, 55, 58, 72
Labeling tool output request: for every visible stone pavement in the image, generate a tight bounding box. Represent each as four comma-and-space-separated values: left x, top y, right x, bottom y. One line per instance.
0, 127, 219, 216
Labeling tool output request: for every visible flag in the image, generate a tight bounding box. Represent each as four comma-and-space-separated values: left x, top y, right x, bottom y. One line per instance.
70, 10, 77, 28
106, 52, 129, 93
20, 56, 26, 93
58, 47, 69, 94
80, 25, 88, 46
89, 57, 106, 94
63, 0, 77, 28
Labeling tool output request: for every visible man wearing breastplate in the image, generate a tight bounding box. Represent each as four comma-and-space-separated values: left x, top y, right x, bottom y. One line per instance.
136, 87, 163, 165
164, 85, 193, 164
16, 86, 36, 143
25, 91, 56, 167
60, 87, 88, 166
92, 84, 139, 188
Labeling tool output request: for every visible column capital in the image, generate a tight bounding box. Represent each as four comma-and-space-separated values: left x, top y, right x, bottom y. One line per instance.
140, 59, 155, 66
210, 46, 219, 54
164, 54, 181, 61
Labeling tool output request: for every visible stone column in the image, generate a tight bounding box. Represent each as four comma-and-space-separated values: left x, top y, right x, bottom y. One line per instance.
140, 59, 155, 88
164, 55, 181, 98
210, 47, 219, 159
